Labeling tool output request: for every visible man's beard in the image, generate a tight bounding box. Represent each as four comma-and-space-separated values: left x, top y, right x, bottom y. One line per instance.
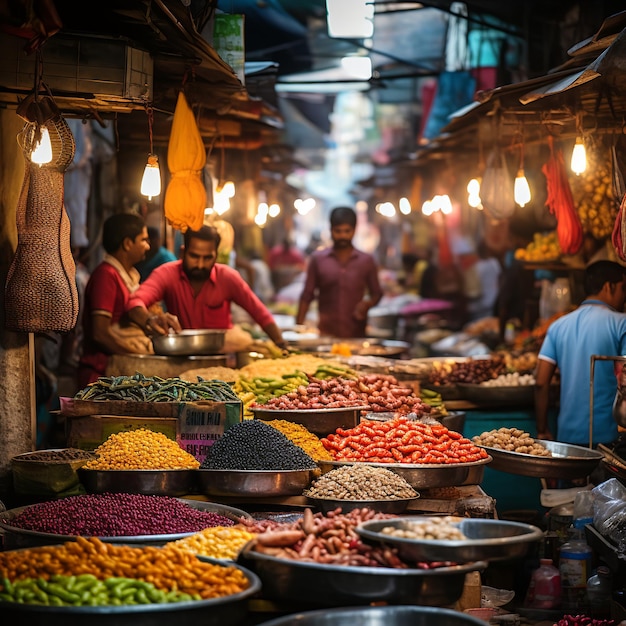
184, 267, 211, 281
333, 239, 351, 248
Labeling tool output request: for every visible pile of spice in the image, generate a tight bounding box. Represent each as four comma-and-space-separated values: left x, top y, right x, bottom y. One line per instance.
265, 419, 333, 461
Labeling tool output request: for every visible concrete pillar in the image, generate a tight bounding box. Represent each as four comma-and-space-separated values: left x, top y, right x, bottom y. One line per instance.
0, 109, 36, 502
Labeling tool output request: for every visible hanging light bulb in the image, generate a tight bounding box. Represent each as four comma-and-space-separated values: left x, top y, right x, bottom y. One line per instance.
30, 125, 53, 165
467, 178, 482, 208
221, 180, 235, 198
571, 137, 587, 175
514, 169, 531, 207
140, 154, 161, 200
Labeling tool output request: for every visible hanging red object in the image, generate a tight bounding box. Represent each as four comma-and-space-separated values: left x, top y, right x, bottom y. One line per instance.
541, 136, 583, 255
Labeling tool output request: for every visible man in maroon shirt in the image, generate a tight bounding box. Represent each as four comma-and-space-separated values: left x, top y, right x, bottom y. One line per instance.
126, 226, 287, 350
296, 206, 383, 338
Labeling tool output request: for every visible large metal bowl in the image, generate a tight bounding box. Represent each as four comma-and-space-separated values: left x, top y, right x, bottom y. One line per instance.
318, 456, 492, 489
477, 440, 603, 479
304, 495, 419, 515
197, 468, 319, 497
238, 541, 487, 607
255, 605, 489, 626
0, 555, 261, 626
152, 329, 226, 356
78, 468, 197, 496
357, 517, 544, 563
0, 499, 251, 549
251, 406, 367, 437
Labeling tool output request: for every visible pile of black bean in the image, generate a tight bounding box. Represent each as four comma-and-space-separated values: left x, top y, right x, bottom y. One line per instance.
201, 420, 317, 470
8, 493, 237, 536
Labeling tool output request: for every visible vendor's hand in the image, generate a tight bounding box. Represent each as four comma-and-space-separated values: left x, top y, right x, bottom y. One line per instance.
145, 312, 182, 336
535, 430, 554, 441
353, 301, 370, 321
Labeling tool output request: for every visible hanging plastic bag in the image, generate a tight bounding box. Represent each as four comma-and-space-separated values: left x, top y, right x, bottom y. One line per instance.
480, 147, 516, 219
164, 91, 207, 232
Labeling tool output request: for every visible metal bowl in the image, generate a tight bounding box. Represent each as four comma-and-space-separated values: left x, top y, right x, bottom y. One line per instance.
315, 340, 411, 358
152, 329, 226, 356
357, 517, 544, 563
197, 468, 319, 497
0, 555, 261, 626
238, 541, 487, 607
255, 605, 490, 626
0, 499, 251, 549
457, 383, 534, 406
78, 468, 196, 496
318, 456, 492, 490
304, 496, 419, 515
477, 440, 603, 479
251, 406, 368, 437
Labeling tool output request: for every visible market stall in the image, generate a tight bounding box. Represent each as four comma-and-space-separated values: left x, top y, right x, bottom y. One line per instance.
2, 347, 623, 626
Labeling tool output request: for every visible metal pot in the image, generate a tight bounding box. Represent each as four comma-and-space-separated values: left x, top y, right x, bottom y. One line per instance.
152, 330, 226, 356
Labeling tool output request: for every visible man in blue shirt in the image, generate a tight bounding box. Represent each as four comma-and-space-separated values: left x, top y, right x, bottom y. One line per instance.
535, 260, 626, 447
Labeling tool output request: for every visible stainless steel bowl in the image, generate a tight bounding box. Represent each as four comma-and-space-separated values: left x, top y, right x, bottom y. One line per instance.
152, 329, 226, 356
238, 541, 487, 607
318, 456, 492, 489
0, 499, 251, 549
251, 406, 367, 437
197, 468, 319, 497
357, 517, 544, 563
255, 605, 490, 626
78, 468, 196, 496
477, 440, 603, 479
304, 496, 419, 515
0, 556, 261, 626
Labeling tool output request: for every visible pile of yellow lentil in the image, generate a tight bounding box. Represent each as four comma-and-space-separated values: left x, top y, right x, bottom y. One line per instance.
265, 419, 333, 461
84, 428, 200, 470
166, 525, 256, 560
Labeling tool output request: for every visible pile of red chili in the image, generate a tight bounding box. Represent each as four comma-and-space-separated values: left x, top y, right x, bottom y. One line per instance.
321, 416, 489, 464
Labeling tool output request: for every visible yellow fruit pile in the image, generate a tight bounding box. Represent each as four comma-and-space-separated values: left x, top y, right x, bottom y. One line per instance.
514, 231, 561, 262
569, 145, 617, 239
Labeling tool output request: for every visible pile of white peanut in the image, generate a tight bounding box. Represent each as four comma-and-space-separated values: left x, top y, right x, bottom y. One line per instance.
472, 427, 552, 456
379, 516, 467, 541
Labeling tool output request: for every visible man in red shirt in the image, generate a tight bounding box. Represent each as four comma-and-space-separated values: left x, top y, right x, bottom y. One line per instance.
296, 206, 383, 338
127, 226, 287, 350
78, 213, 151, 387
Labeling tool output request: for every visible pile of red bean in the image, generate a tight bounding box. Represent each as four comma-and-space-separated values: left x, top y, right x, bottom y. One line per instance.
256, 374, 430, 416
250, 508, 454, 569
8, 493, 238, 536
321, 415, 489, 464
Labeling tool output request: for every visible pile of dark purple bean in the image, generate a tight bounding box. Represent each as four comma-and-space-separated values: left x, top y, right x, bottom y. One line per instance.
201, 420, 317, 470
5, 493, 237, 536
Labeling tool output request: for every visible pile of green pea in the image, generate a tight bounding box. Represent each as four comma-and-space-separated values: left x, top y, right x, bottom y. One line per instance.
0, 574, 200, 606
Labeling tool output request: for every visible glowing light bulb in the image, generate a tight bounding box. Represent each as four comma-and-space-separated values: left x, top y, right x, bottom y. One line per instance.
571, 138, 587, 175
514, 169, 531, 207
140, 154, 161, 200
31, 126, 53, 165
221, 181, 235, 198
399, 197, 411, 215
467, 178, 482, 208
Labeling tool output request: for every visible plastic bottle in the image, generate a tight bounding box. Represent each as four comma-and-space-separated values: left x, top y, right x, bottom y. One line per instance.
559, 528, 593, 613
587, 566, 612, 619
525, 558, 562, 609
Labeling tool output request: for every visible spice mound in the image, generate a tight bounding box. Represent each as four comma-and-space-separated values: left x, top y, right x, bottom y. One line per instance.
266, 419, 333, 462
6, 493, 237, 536
201, 420, 317, 470
379, 516, 467, 540
84, 428, 200, 470
13, 448, 95, 463
166, 525, 256, 560
304, 465, 418, 501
